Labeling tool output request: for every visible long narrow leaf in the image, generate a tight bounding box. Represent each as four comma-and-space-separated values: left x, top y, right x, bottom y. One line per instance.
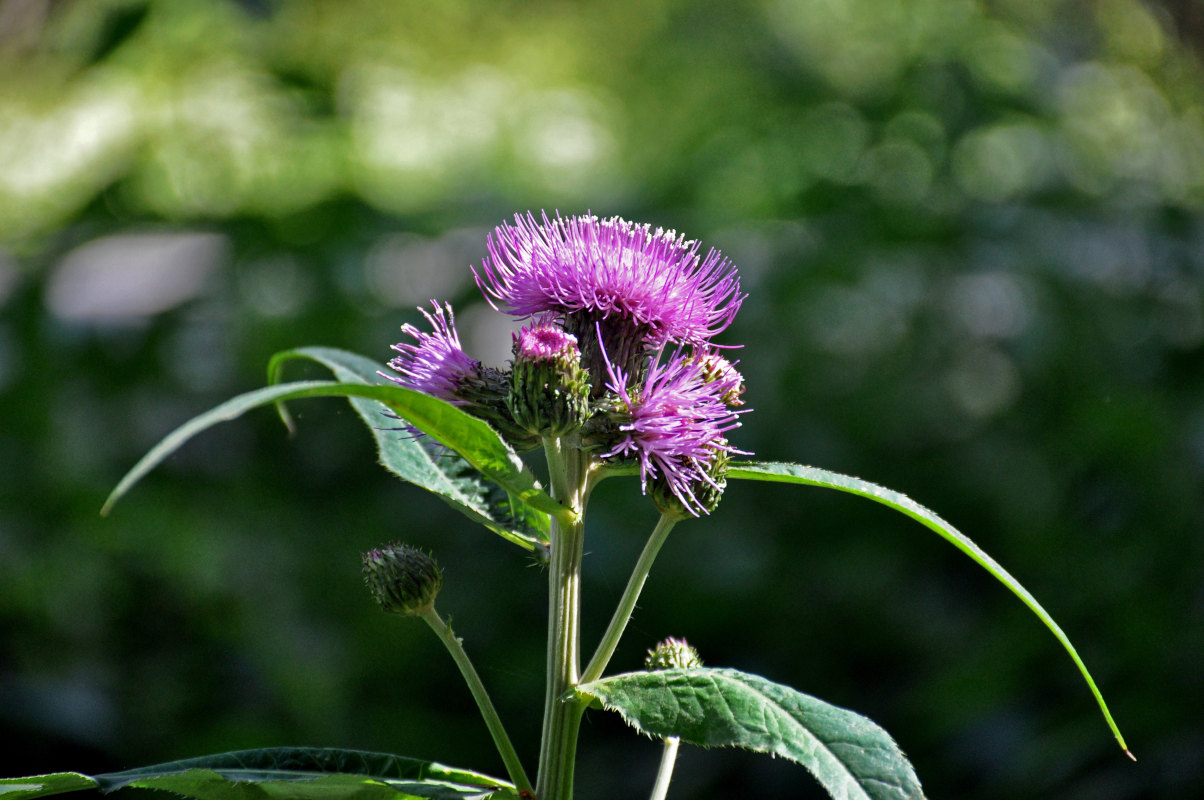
577, 668, 923, 800
727, 460, 1131, 756
102, 380, 571, 534
268, 347, 550, 548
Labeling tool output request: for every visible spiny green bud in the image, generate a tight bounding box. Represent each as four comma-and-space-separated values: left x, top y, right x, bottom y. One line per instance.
508, 324, 591, 437
362, 543, 442, 616
645, 637, 703, 671
652, 445, 731, 519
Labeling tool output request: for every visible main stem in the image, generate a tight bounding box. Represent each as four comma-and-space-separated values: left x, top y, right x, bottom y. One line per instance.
536, 436, 590, 800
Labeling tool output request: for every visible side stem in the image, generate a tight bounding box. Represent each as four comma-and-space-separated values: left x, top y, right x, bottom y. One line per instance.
420, 606, 533, 795
582, 513, 678, 684
648, 737, 681, 800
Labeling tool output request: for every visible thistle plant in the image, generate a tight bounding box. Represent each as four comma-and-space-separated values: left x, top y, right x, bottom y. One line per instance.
4, 212, 1131, 800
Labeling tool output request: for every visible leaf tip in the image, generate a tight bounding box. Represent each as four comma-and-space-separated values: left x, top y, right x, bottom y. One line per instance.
1125, 749, 1137, 762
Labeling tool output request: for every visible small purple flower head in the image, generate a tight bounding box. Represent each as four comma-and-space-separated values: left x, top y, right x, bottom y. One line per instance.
385, 302, 478, 403
513, 323, 580, 364
476, 212, 745, 356
509, 323, 591, 437
601, 349, 745, 516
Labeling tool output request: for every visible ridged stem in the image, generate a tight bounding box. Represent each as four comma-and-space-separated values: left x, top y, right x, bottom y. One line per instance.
535, 437, 591, 800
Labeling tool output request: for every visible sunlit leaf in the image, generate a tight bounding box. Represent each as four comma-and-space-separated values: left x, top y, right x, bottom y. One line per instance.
102, 375, 570, 547
577, 668, 923, 800
727, 460, 1130, 756
268, 347, 551, 549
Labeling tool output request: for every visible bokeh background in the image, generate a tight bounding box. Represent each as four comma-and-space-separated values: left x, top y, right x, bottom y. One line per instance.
2, 1, 1202, 798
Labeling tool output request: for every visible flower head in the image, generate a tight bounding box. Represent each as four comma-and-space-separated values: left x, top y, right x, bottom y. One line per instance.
508, 323, 591, 437
601, 349, 745, 516
385, 302, 478, 403
476, 212, 745, 353
384, 302, 539, 450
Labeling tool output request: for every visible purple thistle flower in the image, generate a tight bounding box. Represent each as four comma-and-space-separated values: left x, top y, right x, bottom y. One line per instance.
601, 349, 746, 516
385, 302, 479, 403
476, 212, 745, 351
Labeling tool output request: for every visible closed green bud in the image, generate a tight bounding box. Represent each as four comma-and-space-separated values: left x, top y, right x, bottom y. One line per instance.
362, 543, 442, 616
645, 637, 703, 671
508, 324, 591, 437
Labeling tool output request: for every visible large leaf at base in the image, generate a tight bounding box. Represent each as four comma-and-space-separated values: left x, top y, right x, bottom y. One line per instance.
268, 347, 551, 550
577, 668, 923, 800
0, 748, 514, 800
727, 460, 1130, 756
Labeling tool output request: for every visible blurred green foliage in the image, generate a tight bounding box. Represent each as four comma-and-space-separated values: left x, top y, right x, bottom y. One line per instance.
2, 1, 1202, 798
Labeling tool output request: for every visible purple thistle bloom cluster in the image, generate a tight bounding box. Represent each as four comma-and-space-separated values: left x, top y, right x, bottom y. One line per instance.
386, 211, 749, 515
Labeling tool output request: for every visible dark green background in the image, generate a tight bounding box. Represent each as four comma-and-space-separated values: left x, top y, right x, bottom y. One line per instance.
2, 1, 1201, 798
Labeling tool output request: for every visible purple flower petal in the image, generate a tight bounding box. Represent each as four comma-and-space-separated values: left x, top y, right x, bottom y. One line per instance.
385, 301, 479, 403
476, 212, 745, 350
602, 349, 746, 515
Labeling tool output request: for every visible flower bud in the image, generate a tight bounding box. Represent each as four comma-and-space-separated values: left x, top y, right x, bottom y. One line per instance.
652, 445, 731, 519
691, 352, 745, 407
362, 543, 442, 616
645, 637, 703, 671
508, 324, 591, 437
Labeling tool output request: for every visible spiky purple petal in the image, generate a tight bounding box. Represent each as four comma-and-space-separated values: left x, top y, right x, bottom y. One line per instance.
601, 349, 745, 515
385, 302, 478, 403
476, 212, 745, 350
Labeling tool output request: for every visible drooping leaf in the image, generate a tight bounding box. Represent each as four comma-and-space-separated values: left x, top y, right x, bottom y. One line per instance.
102, 371, 573, 548
577, 668, 923, 800
267, 347, 551, 549
727, 460, 1130, 756
0, 748, 514, 800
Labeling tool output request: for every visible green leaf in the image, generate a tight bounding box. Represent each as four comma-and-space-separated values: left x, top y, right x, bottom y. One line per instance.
0, 773, 97, 799
2, 748, 515, 800
727, 460, 1131, 757
577, 667, 923, 800
103, 361, 574, 547
267, 347, 551, 550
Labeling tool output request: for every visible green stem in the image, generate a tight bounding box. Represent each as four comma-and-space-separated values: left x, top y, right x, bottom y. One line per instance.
420, 606, 533, 795
582, 513, 678, 684
648, 737, 681, 800
536, 436, 591, 800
